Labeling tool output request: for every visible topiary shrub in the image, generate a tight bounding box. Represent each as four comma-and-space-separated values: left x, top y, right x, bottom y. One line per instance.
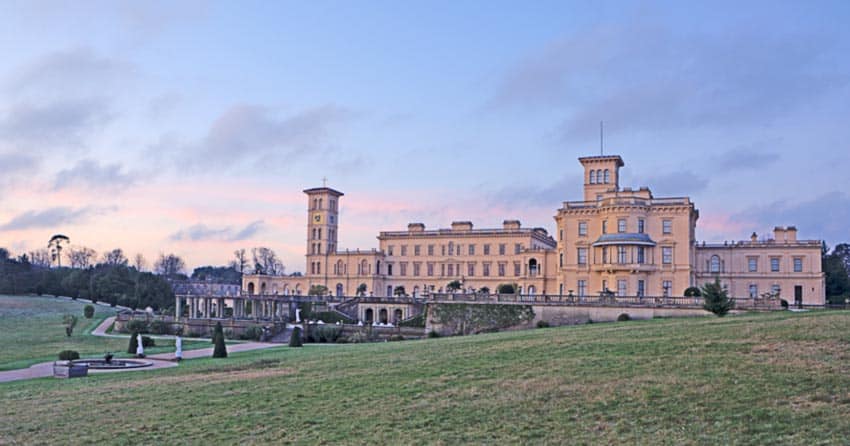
617, 313, 631, 322
289, 327, 303, 347
240, 325, 264, 341
427, 330, 441, 338
141, 336, 155, 348
684, 287, 702, 297
58, 350, 80, 361
780, 299, 789, 309
536, 320, 550, 328
83, 305, 95, 319
313, 325, 342, 343
212, 322, 227, 358
127, 331, 139, 354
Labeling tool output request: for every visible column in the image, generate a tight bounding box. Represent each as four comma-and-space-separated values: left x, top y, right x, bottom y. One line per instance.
175, 296, 182, 320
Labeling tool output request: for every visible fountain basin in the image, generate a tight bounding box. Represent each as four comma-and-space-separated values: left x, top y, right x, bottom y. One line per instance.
71, 359, 153, 369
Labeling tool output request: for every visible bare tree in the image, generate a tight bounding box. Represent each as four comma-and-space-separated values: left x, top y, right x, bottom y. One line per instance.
29, 249, 52, 267
67, 246, 97, 269
133, 253, 147, 271
233, 248, 248, 274
251, 247, 284, 276
155, 253, 186, 278
101, 248, 128, 266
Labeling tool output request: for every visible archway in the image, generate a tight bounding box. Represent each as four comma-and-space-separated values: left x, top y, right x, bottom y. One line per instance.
528, 258, 539, 277
394, 309, 403, 323
247, 282, 255, 295
260, 282, 267, 295
379, 308, 388, 324
336, 283, 344, 296
364, 308, 374, 324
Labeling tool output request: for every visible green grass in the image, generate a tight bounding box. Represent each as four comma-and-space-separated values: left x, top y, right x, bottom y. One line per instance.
0, 295, 208, 370
2, 307, 850, 444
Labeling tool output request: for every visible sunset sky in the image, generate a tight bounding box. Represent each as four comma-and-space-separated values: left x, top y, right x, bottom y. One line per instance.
1, 1, 849, 273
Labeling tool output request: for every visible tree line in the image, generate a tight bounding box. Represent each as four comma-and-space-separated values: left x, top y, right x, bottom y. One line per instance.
823, 243, 850, 303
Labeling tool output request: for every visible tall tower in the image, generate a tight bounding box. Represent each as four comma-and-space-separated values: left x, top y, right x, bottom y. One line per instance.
578, 155, 624, 201
304, 186, 343, 277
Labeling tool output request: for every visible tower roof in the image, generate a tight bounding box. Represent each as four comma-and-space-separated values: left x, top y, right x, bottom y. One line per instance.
303, 187, 344, 197
578, 155, 624, 167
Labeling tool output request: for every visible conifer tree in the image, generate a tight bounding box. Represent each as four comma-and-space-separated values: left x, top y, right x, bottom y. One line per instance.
702, 278, 734, 317
289, 326, 303, 347
127, 331, 139, 354
212, 322, 228, 358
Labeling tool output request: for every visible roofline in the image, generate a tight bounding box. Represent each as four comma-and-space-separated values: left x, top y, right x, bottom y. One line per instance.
578, 155, 625, 167
303, 187, 344, 196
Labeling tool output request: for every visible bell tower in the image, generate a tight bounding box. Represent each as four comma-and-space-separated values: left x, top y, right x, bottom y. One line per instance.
578, 155, 624, 201
304, 186, 343, 276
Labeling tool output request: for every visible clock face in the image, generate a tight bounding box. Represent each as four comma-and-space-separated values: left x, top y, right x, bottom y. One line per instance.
313, 213, 322, 223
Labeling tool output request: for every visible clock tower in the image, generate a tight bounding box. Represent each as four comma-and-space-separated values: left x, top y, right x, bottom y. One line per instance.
303, 186, 343, 277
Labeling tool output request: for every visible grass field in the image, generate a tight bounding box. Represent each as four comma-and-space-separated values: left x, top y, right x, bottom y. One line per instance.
0, 295, 208, 370
1, 307, 849, 444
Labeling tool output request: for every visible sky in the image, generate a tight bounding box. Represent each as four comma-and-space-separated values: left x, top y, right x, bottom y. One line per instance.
1, 0, 849, 273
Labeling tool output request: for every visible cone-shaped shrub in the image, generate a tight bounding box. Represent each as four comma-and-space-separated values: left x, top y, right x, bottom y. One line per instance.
212, 322, 228, 358
289, 327, 303, 347
127, 331, 139, 354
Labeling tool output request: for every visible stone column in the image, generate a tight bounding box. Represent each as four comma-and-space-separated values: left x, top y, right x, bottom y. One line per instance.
175, 296, 182, 320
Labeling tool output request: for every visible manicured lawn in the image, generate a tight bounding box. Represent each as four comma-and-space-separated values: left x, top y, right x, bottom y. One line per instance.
1, 309, 849, 444
0, 295, 208, 370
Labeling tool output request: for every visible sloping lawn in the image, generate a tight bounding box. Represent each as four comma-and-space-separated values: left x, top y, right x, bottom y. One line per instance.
1, 309, 849, 444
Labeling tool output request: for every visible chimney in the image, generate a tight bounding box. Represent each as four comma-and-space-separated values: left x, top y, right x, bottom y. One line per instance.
786, 226, 797, 242
451, 221, 473, 232
408, 223, 425, 233
773, 226, 786, 242
503, 220, 521, 230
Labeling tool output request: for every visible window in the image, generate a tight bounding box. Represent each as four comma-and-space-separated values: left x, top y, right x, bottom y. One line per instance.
590, 170, 596, 184
617, 279, 627, 296
514, 262, 521, 276
483, 244, 490, 255
749, 284, 758, 298
388, 245, 394, 256
662, 220, 672, 234
710, 255, 720, 273
637, 247, 645, 264
748, 258, 758, 272
447, 264, 454, 276
400, 263, 407, 276
577, 248, 588, 265
498, 263, 505, 276
515, 243, 522, 254
441, 245, 446, 256
499, 244, 506, 255
413, 263, 421, 276
794, 258, 803, 272
604, 169, 610, 183
559, 252, 564, 268
602, 247, 608, 263
602, 220, 608, 234
448, 242, 454, 256
401, 245, 407, 256
577, 280, 587, 297
637, 219, 645, 234
662, 280, 672, 297
559, 229, 563, 241
637, 280, 645, 297
414, 245, 421, 256
427, 263, 434, 277
618, 246, 628, 264
441, 264, 445, 276
468, 244, 475, 255
387, 264, 393, 276
618, 218, 626, 233
468, 263, 475, 276
578, 222, 587, 236
771, 257, 780, 272
663, 247, 673, 265
483, 263, 490, 276
457, 244, 462, 255
427, 245, 434, 256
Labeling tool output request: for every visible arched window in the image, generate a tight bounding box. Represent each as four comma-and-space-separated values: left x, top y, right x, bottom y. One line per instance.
589, 170, 596, 184
604, 169, 610, 183
336, 283, 344, 296
247, 282, 255, 295
710, 255, 721, 273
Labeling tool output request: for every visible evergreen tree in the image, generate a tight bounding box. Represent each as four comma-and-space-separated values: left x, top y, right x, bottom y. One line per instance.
127, 331, 139, 354
212, 322, 228, 358
289, 326, 303, 347
701, 278, 734, 317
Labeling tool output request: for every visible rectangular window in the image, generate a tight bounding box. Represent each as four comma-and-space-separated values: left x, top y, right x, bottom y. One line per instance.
637, 246, 645, 264
483, 263, 490, 277
602, 247, 608, 264
414, 245, 421, 256
483, 244, 490, 255
662, 280, 672, 297
663, 220, 672, 234
771, 257, 780, 272
559, 229, 563, 241
441, 264, 445, 276
559, 252, 564, 268
578, 222, 587, 236
387, 264, 393, 276
401, 245, 407, 256
637, 280, 645, 297
441, 245, 446, 256
662, 247, 673, 264
794, 257, 803, 272
602, 220, 608, 234
413, 263, 420, 276
514, 262, 521, 276
447, 264, 454, 276
498, 263, 505, 276
388, 245, 394, 256
468, 263, 475, 276
400, 262, 407, 276
577, 248, 588, 265
748, 257, 758, 272
457, 244, 462, 255
514, 243, 522, 254
617, 279, 627, 296
469, 244, 475, 255
578, 280, 587, 297
618, 218, 626, 233
749, 284, 758, 298
427, 263, 434, 277
499, 244, 506, 255
427, 245, 434, 256
618, 246, 627, 264
638, 219, 645, 234
448, 242, 455, 256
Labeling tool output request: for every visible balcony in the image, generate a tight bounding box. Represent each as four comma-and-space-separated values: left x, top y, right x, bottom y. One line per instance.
591, 262, 658, 273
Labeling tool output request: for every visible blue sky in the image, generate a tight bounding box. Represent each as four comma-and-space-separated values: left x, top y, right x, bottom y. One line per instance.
1, 1, 849, 271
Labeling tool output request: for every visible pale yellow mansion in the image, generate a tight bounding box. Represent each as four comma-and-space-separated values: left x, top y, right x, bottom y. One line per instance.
244, 155, 825, 306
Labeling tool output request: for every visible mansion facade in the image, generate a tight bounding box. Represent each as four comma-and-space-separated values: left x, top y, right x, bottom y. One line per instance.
243, 155, 825, 306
